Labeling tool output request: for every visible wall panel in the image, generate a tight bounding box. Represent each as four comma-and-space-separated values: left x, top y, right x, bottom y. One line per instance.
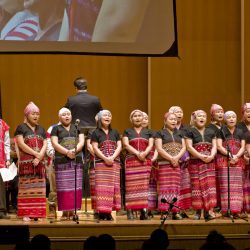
150, 0, 241, 129
0, 55, 147, 135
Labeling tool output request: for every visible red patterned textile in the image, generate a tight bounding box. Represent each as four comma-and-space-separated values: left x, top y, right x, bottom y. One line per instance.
188, 143, 217, 211
0, 120, 9, 168
216, 139, 245, 214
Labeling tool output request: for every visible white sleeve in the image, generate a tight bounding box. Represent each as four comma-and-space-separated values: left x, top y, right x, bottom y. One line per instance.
4, 131, 10, 161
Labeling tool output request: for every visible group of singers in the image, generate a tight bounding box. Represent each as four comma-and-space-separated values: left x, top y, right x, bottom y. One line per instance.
1, 101, 250, 222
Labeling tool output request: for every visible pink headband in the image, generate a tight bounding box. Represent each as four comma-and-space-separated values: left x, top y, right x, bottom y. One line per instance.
24, 102, 40, 116
210, 104, 224, 116
241, 103, 250, 114
169, 106, 183, 113
129, 109, 143, 122
190, 110, 206, 125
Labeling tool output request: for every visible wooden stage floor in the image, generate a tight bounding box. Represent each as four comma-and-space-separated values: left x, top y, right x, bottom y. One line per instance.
0, 212, 249, 250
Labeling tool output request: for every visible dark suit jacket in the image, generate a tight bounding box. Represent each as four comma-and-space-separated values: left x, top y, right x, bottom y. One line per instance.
65, 92, 102, 128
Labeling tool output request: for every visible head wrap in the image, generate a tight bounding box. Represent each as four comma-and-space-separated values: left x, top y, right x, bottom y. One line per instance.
224, 111, 237, 121
210, 104, 224, 116
241, 103, 250, 114
24, 102, 40, 116
164, 112, 176, 120
97, 109, 112, 120
169, 106, 183, 114
58, 107, 71, 117
142, 112, 148, 119
190, 110, 206, 126
129, 109, 143, 122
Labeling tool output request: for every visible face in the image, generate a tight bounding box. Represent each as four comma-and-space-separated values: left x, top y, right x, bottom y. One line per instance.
225, 114, 237, 128
243, 109, 250, 123
26, 111, 40, 126
194, 112, 207, 128
173, 108, 183, 123
164, 114, 177, 130
0, 0, 23, 14
131, 111, 143, 127
59, 111, 72, 126
101, 111, 112, 127
141, 115, 149, 128
213, 109, 224, 122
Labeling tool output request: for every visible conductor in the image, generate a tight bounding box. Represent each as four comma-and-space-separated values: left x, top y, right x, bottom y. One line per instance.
65, 77, 103, 135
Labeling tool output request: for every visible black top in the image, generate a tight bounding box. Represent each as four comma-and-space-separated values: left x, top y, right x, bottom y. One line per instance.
65, 92, 102, 128
123, 128, 154, 141
51, 124, 83, 164
206, 123, 221, 135
185, 127, 216, 144
217, 126, 245, 141
14, 123, 46, 139
155, 129, 182, 144
91, 128, 120, 144
236, 121, 249, 136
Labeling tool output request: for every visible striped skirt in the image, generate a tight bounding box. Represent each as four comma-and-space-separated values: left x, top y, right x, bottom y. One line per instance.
148, 166, 158, 210
125, 157, 151, 210
157, 162, 181, 212
243, 165, 250, 212
178, 162, 192, 210
17, 177, 46, 218
55, 162, 83, 211
95, 161, 121, 213
188, 159, 217, 211
89, 164, 96, 210
217, 156, 243, 214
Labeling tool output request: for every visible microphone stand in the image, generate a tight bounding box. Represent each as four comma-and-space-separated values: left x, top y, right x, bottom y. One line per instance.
221, 128, 248, 223
73, 122, 79, 224
159, 200, 183, 229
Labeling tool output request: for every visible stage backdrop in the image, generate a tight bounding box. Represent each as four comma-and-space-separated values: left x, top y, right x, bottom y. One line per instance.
0, 0, 249, 135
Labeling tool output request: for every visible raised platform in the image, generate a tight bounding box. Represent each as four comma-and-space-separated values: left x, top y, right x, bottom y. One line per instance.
0, 213, 249, 250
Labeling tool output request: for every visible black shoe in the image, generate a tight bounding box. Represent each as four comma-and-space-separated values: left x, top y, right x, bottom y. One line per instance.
94, 212, 99, 219
204, 211, 215, 221
148, 210, 154, 218
98, 213, 106, 220
106, 213, 114, 221
127, 210, 134, 220
180, 211, 189, 218
0, 213, 10, 219
140, 209, 149, 220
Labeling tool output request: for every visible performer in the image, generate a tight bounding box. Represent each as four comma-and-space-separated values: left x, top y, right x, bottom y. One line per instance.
6, 138, 18, 214
122, 109, 154, 220
65, 77, 102, 135
15, 102, 47, 221
91, 110, 121, 220
217, 111, 245, 218
185, 110, 217, 220
237, 103, 250, 213
169, 106, 191, 217
155, 112, 186, 219
51, 108, 84, 220
207, 104, 224, 211
141, 112, 158, 216
0, 118, 10, 219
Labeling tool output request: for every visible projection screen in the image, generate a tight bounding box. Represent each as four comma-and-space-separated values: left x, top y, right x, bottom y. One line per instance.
0, 0, 178, 56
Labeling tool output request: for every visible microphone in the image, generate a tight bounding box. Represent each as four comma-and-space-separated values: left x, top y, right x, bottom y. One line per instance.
75, 119, 80, 127
161, 197, 177, 205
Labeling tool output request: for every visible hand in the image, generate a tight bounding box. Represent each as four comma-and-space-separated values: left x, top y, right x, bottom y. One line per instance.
203, 155, 214, 163
66, 150, 75, 159
32, 158, 40, 166
5, 160, 10, 168
170, 156, 179, 167
104, 156, 114, 166
137, 151, 146, 161
35, 152, 44, 161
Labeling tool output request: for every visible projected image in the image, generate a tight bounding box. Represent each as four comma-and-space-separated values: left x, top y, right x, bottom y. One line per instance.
0, 0, 177, 55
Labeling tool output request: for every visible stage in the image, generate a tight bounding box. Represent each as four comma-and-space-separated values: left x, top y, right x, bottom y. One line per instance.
0, 212, 249, 250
